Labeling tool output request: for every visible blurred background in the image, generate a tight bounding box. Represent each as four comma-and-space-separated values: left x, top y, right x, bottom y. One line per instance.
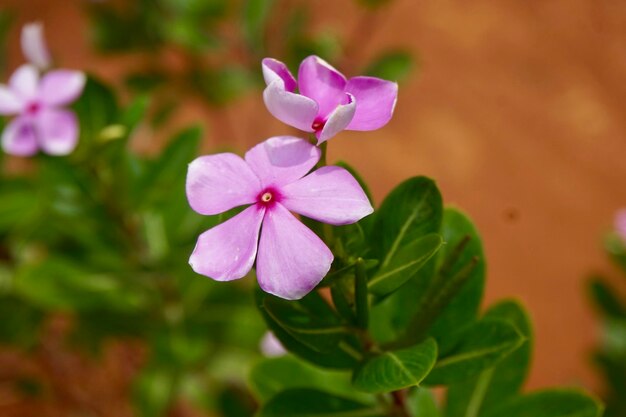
1, 0, 625, 415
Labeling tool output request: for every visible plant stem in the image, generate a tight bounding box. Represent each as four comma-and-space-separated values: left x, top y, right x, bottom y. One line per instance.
355, 258, 369, 330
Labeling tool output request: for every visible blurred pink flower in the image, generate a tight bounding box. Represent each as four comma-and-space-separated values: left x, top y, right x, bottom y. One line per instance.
260, 332, 286, 357
21, 22, 51, 70
0, 65, 85, 156
262, 56, 398, 144
615, 209, 626, 241
186, 136, 373, 300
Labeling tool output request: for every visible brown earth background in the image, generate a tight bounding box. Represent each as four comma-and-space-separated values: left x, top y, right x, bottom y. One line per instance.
2, 0, 626, 413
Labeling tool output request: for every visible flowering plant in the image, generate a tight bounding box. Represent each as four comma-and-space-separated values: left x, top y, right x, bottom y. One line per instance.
0, 17, 604, 417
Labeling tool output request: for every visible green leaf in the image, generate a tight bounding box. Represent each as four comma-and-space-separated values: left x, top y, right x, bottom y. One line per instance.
256, 289, 360, 369
263, 292, 350, 352
365, 51, 415, 82
71, 75, 118, 151
588, 277, 626, 318
445, 300, 533, 417
133, 366, 176, 417
482, 389, 603, 417
368, 233, 443, 297
249, 355, 358, 402
371, 176, 443, 270
352, 338, 437, 393
257, 388, 383, 417
425, 319, 524, 385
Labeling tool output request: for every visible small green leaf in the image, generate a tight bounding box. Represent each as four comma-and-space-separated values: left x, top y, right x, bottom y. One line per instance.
249, 355, 358, 402
71, 75, 118, 151
482, 389, 603, 417
408, 388, 441, 417
425, 319, 524, 385
445, 300, 533, 417
352, 338, 437, 393
263, 292, 349, 352
368, 233, 443, 297
257, 388, 383, 417
365, 51, 415, 82
256, 289, 360, 369
371, 176, 443, 270
588, 277, 626, 318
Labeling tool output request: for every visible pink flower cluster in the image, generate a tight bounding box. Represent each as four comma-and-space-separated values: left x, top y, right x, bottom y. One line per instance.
187, 56, 398, 299
0, 23, 85, 156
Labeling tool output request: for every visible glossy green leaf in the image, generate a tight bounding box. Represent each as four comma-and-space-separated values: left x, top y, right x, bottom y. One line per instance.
368, 233, 443, 297
352, 338, 437, 393
256, 289, 360, 369
249, 355, 357, 402
263, 293, 349, 352
371, 176, 443, 269
257, 388, 383, 417
425, 319, 524, 385
445, 300, 533, 417
482, 389, 603, 417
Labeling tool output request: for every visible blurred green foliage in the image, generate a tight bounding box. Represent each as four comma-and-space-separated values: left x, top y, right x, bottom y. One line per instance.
588, 233, 626, 417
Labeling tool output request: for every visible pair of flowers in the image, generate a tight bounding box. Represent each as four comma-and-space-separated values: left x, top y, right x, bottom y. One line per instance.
0, 23, 85, 156
188, 56, 398, 300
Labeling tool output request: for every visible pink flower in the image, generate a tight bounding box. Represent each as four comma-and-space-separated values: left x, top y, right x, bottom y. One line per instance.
615, 209, 626, 241
262, 56, 398, 144
0, 65, 85, 156
186, 136, 373, 300
21, 22, 51, 70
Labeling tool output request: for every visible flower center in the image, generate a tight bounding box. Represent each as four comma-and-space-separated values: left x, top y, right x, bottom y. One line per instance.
26, 101, 41, 115
257, 187, 281, 207
311, 118, 326, 132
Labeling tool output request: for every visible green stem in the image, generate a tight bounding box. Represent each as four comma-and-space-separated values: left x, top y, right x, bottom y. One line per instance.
355, 258, 369, 330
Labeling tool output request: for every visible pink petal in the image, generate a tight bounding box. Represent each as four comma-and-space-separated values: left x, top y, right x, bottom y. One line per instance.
262, 58, 297, 92
263, 80, 318, 132
0, 86, 23, 115
36, 109, 79, 155
9, 65, 39, 100
345, 76, 398, 131
244, 136, 320, 187
298, 56, 347, 119
38, 70, 86, 106
21, 22, 51, 70
260, 332, 287, 357
316, 93, 356, 144
282, 166, 373, 225
256, 203, 333, 300
189, 205, 265, 281
1, 117, 38, 156
186, 153, 261, 216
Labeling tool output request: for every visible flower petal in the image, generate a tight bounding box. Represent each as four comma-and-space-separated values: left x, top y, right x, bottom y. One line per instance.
245, 136, 320, 187
9, 65, 39, 100
187, 153, 261, 215
256, 203, 333, 300
345, 76, 398, 131
316, 93, 356, 144
1, 117, 38, 156
263, 80, 318, 132
282, 166, 373, 225
36, 109, 79, 155
616, 209, 626, 240
262, 58, 297, 92
0, 86, 23, 115
38, 70, 86, 106
189, 205, 265, 281
298, 55, 347, 119
21, 22, 51, 70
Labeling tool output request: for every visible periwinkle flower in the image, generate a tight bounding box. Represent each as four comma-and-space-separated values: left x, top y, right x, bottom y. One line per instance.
262, 55, 398, 144
186, 136, 373, 300
615, 209, 626, 242
0, 65, 85, 156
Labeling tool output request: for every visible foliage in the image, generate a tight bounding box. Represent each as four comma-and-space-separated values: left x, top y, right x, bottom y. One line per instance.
588, 232, 626, 417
